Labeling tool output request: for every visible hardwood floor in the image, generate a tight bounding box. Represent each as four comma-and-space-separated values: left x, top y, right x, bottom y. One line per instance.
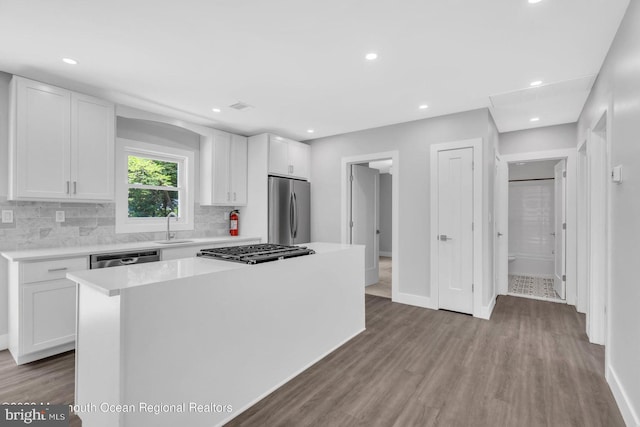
228, 295, 624, 427
0, 350, 81, 426
0, 295, 624, 427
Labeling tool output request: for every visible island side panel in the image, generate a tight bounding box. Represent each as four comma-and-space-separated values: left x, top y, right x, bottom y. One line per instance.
75, 283, 122, 427
119, 245, 365, 427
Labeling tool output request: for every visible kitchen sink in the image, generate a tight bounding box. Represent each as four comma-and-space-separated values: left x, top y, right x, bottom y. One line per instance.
154, 239, 194, 244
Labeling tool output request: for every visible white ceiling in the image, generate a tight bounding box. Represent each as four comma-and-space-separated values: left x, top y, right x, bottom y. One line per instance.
0, 0, 629, 140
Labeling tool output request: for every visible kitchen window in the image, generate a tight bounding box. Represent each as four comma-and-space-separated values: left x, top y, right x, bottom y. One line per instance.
116, 138, 194, 234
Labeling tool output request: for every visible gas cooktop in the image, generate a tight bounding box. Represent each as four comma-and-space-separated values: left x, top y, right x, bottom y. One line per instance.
197, 243, 315, 265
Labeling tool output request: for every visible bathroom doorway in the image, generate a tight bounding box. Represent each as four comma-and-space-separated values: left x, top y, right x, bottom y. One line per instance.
506, 159, 566, 302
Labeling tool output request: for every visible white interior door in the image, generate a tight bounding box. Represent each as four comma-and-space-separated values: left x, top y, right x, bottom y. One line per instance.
554, 159, 567, 299
351, 164, 380, 286
496, 157, 509, 295
437, 148, 474, 314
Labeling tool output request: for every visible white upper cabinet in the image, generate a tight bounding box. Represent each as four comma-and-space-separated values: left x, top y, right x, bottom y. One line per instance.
9, 76, 115, 201
268, 136, 290, 176
230, 133, 248, 204
200, 131, 248, 206
267, 135, 310, 180
71, 93, 115, 200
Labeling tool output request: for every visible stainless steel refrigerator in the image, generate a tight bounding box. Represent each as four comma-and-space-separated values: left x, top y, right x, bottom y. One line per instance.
268, 176, 310, 244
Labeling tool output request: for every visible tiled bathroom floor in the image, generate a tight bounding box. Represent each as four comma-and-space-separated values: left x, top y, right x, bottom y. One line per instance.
508, 274, 562, 301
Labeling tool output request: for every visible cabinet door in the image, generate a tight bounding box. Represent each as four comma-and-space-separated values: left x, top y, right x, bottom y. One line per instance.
289, 141, 310, 180
14, 77, 71, 199
71, 93, 115, 200
22, 279, 76, 355
212, 131, 232, 204
230, 134, 248, 205
268, 135, 290, 176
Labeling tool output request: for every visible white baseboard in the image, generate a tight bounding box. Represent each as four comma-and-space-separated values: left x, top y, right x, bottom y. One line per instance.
478, 296, 496, 320
379, 251, 392, 258
393, 292, 436, 310
607, 364, 640, 427
0, 334, 7, 351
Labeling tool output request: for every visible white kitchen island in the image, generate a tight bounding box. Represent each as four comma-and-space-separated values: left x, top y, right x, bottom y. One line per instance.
67, 242, 365, 427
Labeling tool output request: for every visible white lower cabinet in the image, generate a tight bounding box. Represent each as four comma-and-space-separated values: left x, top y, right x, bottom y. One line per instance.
22, 280, 77, 355
8, 256, 88, 364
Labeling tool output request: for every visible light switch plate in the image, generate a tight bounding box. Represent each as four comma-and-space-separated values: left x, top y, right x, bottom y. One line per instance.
612, 165, 623, 183
1, 210, 13, 223
55, 211, 65, 223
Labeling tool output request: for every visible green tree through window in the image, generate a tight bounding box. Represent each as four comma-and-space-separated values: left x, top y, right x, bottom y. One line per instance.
127, 155, 180, 217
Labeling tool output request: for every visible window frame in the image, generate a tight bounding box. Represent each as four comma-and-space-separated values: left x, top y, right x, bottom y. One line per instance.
115, 138, 194, 234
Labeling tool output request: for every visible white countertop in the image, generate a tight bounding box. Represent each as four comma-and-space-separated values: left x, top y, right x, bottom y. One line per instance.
0, 236, 260, 262
67, 242, 357, 297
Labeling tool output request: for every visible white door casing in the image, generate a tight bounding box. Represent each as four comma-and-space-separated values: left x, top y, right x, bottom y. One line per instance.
586, 114, 609, 346
350, 164, 380, 286
576, 142, 588, 314
436, 148, 474, 314
496, 156, 509, 295
554, 159, 567, 299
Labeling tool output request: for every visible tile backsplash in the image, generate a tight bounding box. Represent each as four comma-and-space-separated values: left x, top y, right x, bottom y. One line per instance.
0, 197, 232, 252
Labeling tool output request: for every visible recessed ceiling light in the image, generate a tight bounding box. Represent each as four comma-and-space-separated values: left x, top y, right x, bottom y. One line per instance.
528, 0, 542, 3
212, 108, 221, 113
365, 52, 378, 61
530, 117, 540, 122
517, 162, 527, 166
307, 129, 315, 134
419, 104, 429, 110
530, 80, 543, 87
62, 58, 78, 65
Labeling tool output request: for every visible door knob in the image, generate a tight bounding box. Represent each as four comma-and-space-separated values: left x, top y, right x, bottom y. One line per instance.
439, 234, 453, 241
497, 232, 503, 237
376, 230, 380, 234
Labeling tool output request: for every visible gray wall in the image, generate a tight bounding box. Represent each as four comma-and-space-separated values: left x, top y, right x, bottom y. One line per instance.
308, 108, 490, 300
379, 173, 392, 255
577, 0, 640, 423
509, 160, 557, 181
0, 81, 231, 342
499, 123, 577, 155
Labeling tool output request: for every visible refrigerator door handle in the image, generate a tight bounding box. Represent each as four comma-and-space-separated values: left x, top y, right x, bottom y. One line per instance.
289, 192, 295, 238
293, 192, 298, 239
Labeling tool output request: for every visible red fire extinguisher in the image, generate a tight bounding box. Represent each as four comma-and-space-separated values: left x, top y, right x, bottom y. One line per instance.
229, 210, 239, 236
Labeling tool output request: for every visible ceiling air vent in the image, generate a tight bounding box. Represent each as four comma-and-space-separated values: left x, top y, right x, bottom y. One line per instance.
229, 101, 253, 111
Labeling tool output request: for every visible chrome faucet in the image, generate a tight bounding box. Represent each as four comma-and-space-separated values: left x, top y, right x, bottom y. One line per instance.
166, 212, 177, 241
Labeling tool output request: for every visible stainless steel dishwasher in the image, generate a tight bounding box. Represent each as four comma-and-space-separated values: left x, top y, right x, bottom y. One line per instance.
90, 250, 161, 269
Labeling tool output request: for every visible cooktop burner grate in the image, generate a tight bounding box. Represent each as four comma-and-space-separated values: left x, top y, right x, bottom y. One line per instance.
197, 243, 315, 264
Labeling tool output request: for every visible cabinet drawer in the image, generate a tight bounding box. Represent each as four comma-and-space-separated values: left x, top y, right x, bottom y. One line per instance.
22, 257, 88, 284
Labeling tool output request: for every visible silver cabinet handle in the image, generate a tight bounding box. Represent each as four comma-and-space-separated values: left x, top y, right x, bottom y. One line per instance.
497, 232, 503, 237
439, 234, 453, 241
48, 267, 68, 272
66, 181, 70, 194
233, 192, 236, 201
227, 192, 230, 201
73, 181, 77, 194
550, 232, 556, 236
